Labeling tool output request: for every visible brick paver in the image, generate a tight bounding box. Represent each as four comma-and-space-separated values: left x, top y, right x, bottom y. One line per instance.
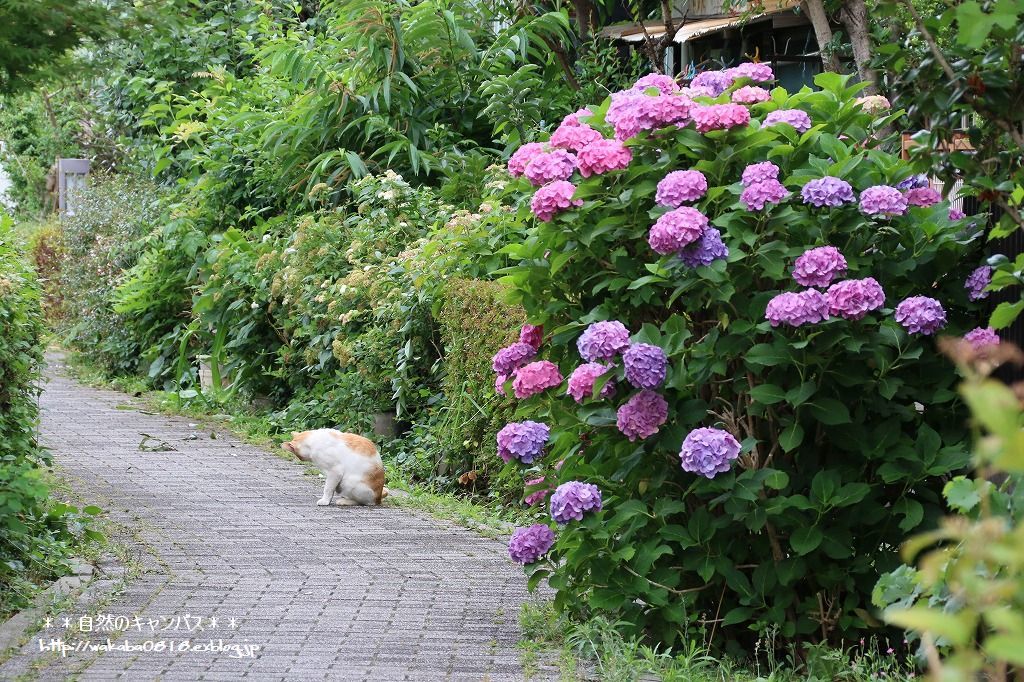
0, 358, 548, 681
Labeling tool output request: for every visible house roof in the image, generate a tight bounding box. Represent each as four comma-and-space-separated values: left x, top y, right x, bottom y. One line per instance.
598, 3, 805, 44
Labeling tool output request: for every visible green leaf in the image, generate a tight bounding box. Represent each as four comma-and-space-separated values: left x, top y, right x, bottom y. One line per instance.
808, 398, 852, 425
749, 383, 786, 405
785, 381, 816, 407
779, 423, 804, 452
990, 300, 1024, 329
885, 606, 976, 647
790, 526, 823, 555
944, 476, 981, 513
985, 634, 1024, 667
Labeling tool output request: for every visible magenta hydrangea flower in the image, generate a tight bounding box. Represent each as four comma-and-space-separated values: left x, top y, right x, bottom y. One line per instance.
731, 85, 770, 104
577, 320, 631, 361
644, 94, 693, 128
965, 327, 1000, 350
859, 186, 908, 216
523, 477, 552, 506
520, 324, 543, 349
577, 139, 632, 177
680, 427, 741, 478
726, 62, 774, 83
763, 109, 812, 133
531, 180, 583, 222
692, 104, 751, 133
965, 265, 993, 301
512, 361, 563, 399
549, 123, 603, 152
741, 161, 779, 186
566, 362, 616, 403
826, 278, 886, 320
648, 206, 709, 254
616, 390, 669, 441
765, 289, 829, 327
949, 207, 967, 221
905, 187, 942, 207
655, 170, 708, 206
680, 84, 716, 99
792, 246, 848, 288
633, 72, 680, 95
523, 149, 576, 186
741, 179, 788, 211
561, 108, 591, 127
550, 481, 602, 524
508, 524, 555, 564
495, 373, 509, 395
801, 177, 855, 208
605, 92, 648, 140
492, 342, 536, 375
622, 343, 668, 389
895, 296, 947, 335
679, 227, 729, 267
497, 421, 550, 464
690, 70, 733, 96
508, 142, 545, 177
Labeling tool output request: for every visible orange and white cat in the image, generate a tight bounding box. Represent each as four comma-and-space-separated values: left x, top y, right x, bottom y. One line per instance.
282, 429, 389, 506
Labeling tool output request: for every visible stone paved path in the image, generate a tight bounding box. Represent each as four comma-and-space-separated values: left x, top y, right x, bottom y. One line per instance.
0, 358, 548, 681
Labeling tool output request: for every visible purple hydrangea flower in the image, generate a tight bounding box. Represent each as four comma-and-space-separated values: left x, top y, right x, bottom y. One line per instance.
731, 85, 771, 104
949, 208, 967, 221
648, 206, 709, 254
622, 343, 668, 389
616, 390, 669, 441
741, 179, 788, 211
520, 324, 543, 349
826, 278, 886, 320
497, 421, 550, 464
633, 72, 680, 95
656, 170, 708, 206
524, 149, 577, 186
679, 227, 729, 267
965, 327, 1000, 350
896, 174, 929, 191
895, 296, 947, 335
801, 177, 855, 208
550, 482, 602, 524
690, 70, 733, 96
492, 342, 536, 375
495, 373, 509, 395
741, 162, 779, 186
763, 109, 812, 133
508, 524, 555, 564
508, 142, 545, 177
577, 321, 631, 362
792, 246, 848, 288
906, 187, 942, 207
859, 186, 908, 216
965, 265, 993, 301
566, 362, 616, 403
765, 289, 829, 327
512, 361, 563, 399
680, 427, 741, 478
531, 180, 583, 222
726, 62, 775, 83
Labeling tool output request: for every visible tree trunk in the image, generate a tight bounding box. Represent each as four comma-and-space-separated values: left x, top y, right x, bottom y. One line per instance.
573, 0, 594, 42
839, 0, 879, 94
801, 0, 841, 72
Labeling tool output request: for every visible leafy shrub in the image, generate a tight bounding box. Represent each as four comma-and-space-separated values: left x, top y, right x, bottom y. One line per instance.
60, 174, 165, 375
29, 216, 63, 319
497, 71, 988, 651
0, 217, 97, 617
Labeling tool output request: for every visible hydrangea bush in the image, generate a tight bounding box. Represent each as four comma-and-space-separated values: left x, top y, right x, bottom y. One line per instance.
493, 70, 989, 649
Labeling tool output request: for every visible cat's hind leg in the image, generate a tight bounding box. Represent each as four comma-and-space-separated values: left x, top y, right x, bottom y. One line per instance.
339, 481, 378, 506
317, 472, 342, 506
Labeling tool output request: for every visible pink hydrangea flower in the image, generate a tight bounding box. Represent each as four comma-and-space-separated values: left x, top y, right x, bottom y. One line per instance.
616, 390, 669, 441
530, 180, 582, 222
561, 108, 591, 127
765, 290, 829, 327
860, 186, 908, 216
523, 149, 576, 186
648, 207, 709, 254
577, 139, 632, 177
606, 91, 691, 139
567, 362, 616, 403
549, 123, 604, 152
741, 179, 788, 211
741, 161, 779, 186
512, 361, 563, 399
508, 142, 545, 177
495, 373, 509, 396
763, 109, 812, 133
726, 62, 774, 83
655, 170, 708, 206
826, 278, 886, 319
731, 85, 771, 104
691, 104, 751, 133
905, 187, 941, 207
524, 477, 553, 506
792, 246, 848, 288
633, 72, 680, 95
964, 327, 1000, 350
520, 324, 543, 349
